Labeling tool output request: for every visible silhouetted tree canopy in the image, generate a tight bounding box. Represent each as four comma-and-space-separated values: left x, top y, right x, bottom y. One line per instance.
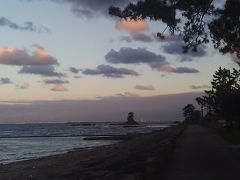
109, 0, 240, 58
196, 66, 240, 130
183, 104, 196, 121
196, 97, 205, 119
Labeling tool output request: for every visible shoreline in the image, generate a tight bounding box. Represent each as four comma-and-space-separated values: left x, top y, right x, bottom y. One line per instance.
0, 125, 185, 180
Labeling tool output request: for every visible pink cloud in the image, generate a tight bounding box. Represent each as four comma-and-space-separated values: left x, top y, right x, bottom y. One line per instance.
151, 64, 175, 72
151, 64, 199, 74
0, 45, 58, 66
116, 18, 148, 34
51, 84, 68, 92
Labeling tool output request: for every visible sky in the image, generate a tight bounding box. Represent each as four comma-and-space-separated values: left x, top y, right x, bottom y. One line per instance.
0, 0, 237, 123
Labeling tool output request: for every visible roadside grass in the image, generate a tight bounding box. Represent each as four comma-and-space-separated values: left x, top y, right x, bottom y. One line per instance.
213, 127, 240, 144
201, 121, 240, 144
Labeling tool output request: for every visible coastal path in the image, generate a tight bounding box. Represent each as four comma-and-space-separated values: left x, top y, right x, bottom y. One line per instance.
163, 125, 240, 180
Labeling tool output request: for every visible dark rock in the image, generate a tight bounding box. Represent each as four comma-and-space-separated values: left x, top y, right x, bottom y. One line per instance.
125, 112, 138, 125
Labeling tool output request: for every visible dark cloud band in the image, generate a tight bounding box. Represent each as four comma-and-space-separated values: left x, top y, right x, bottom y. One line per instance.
161, 36, 208, 61
105, 47, 166, 64
43, 79, 69, 84
82, 64, 139, 78
33, 0, 134, 18
19, 65, 65, 77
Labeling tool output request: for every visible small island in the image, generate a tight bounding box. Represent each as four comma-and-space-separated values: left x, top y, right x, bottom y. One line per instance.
125, 112, 138, 125
122, 112, 139, 127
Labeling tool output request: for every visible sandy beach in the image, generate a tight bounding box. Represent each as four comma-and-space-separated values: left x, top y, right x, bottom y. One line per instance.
0, 125, 184, 180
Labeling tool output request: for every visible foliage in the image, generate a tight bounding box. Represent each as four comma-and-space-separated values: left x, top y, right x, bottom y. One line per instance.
183, 104, 200, 121
196, 66, 240, 129
109, 0, 240, 58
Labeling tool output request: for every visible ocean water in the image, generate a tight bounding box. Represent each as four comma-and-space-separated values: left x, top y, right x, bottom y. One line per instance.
0, 123, 171, 164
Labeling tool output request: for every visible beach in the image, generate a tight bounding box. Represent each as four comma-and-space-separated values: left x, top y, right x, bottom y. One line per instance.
0, 125, 184, 180
2, 124, 240, 180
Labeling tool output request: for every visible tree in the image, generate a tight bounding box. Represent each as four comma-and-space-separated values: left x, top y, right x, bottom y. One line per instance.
196, 66, 240, 130
183, 104, 196, 121
196, 97, 205, 120
109, 0, 240, 58
208, 0, 240, 58
202, 91, 215, 117
126, 112, 138, 125
211, 67, 238, 121
192, 110, 201, 121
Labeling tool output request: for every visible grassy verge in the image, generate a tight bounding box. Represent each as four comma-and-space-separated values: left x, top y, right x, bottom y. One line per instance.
201, 121, 240, 144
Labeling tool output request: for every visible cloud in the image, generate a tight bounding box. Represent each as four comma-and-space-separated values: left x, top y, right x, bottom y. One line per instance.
119, 33, 190, 44
73, 75, 81, 79
31, 0, 133, 18
123, 91, 140, 97
153, 34, 183, 42
82, 64, 139, 78
1, 45, 65, 78
43, 79, 69, 85
115, 92, 140, 97
0, 92, 203, 123
120, 33, 154, 43
151, 64, 200, 74
16, 83, 29, 89
190, 85, 211, 89
132, 33, 154, 42
0, 45, 58, 66
69, 67, 81, 74
161, 36, 208, 61
51, 84, 68, 92
135, 85, 155, 91
173, 67, 200, 73
105, 47, 166, 65
150, 64, 174, 72
19, 65, 65, 77
0, 16, 49, 33
120, 36, 132, 43
116, 18, 148, 34
105, 47, 199, 74
0, 78, 12, 85
72, 7, 95, 18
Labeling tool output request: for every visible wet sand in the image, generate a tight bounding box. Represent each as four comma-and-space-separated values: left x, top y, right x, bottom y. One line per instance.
0, 125, 184, 180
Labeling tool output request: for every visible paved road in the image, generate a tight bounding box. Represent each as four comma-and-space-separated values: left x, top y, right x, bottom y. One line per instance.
163, 125, 240, 180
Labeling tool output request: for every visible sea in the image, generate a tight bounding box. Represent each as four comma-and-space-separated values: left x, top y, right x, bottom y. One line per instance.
0, 122, 172, 164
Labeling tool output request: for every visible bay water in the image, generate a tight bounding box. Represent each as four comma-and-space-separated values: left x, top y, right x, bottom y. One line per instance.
0, 123, 171, 164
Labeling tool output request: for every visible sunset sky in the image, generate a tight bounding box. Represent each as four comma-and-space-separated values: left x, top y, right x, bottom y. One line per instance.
0, 0, 237, 123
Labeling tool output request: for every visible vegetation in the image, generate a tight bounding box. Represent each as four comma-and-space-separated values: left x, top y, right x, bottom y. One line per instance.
195, 66, 240, 131
126, 112, 138, 125
181, 65, 240, 144
183, 104, 200, 122
109, 0, 240, 140
203, 121, 240, 144
109, 0, 240, 59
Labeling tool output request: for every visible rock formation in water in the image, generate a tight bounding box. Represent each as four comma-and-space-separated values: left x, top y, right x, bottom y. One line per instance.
126, 112, 138, 125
